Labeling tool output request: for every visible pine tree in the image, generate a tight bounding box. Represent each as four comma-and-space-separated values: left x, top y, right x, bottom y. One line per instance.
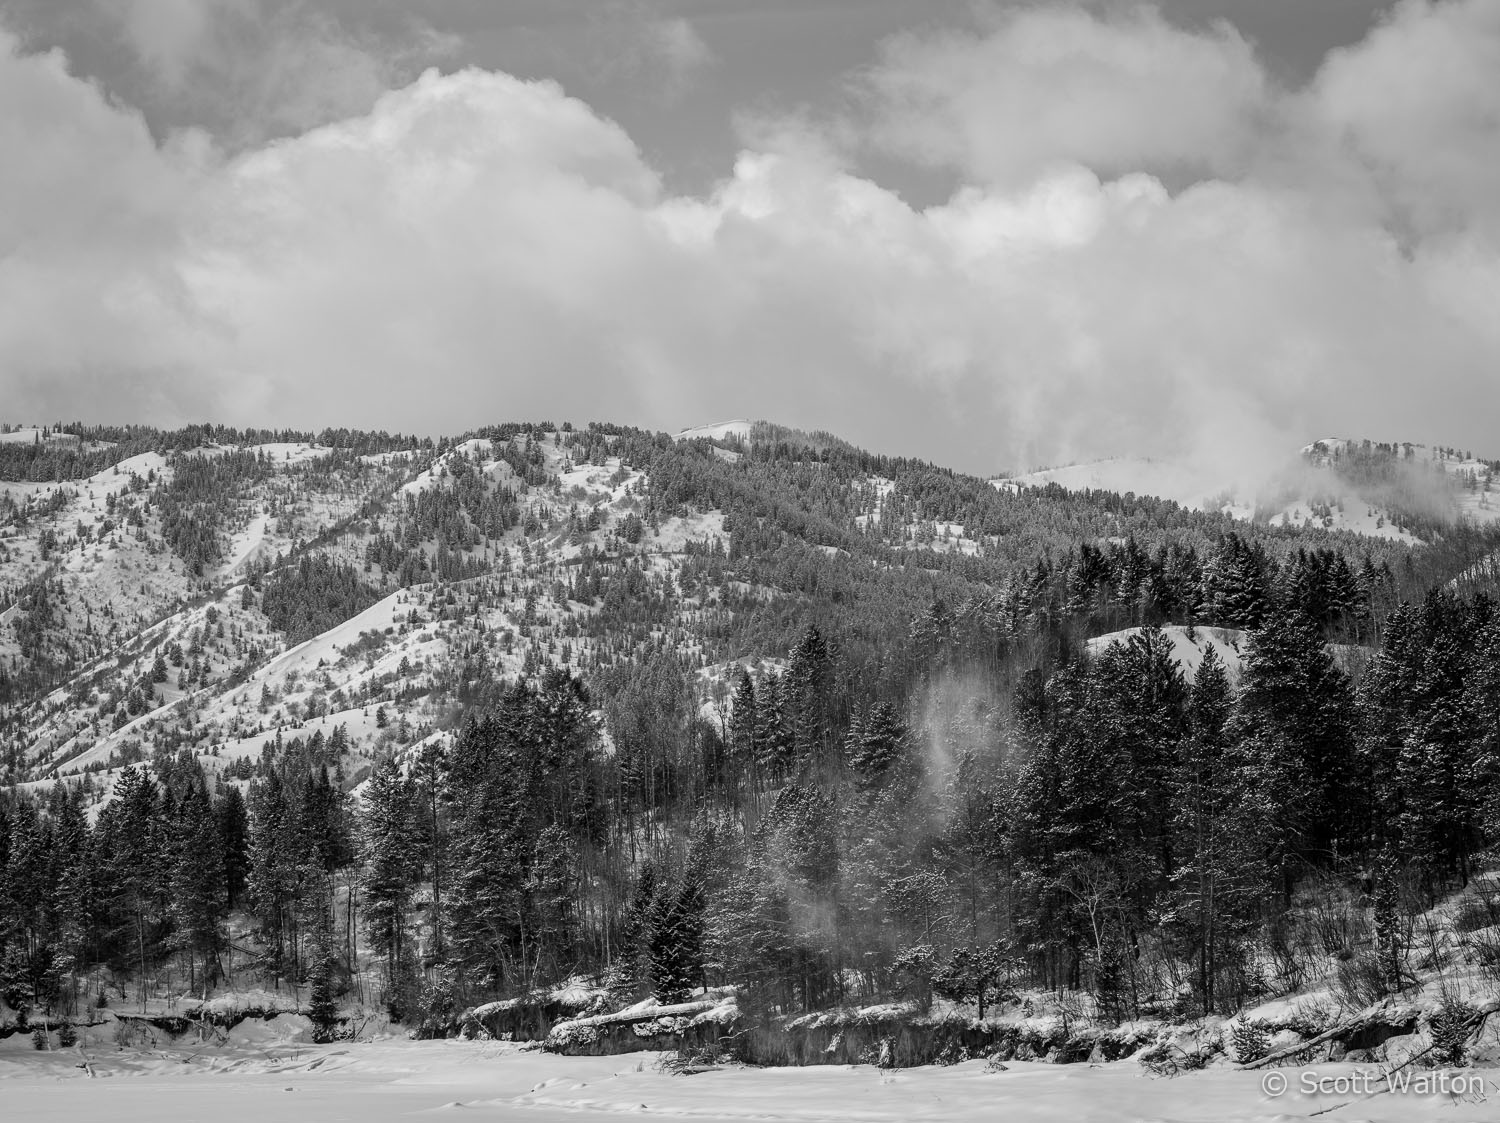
215, 786, 250, 910
361, 759, 421, 1008
755, 675, 794, 778
170, 782, 227, 997
728, 669, 759, 767
648, 874, 705, 1004
246, 771, 298, 985
47, 786, 92, 1015
1, 800, 49, 1015
301, 767, 353, 879
1234, 609, 1359, 890
306, 927, 340, 1042
1362, 591, 1486, 886
846, 701, 909, 788
1205, 534, 1271, 629
444, 719, 529, 994
787, 625, 834, 771
1170, 646, 1258, 1013
96, 766, 164, 1010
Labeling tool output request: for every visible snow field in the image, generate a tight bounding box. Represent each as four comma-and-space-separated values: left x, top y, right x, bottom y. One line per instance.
1, 1032, 1492, 1122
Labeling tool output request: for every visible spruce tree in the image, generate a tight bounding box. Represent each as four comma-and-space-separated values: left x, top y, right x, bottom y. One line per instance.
170, 783, 227, 997
728, 669, 759, 796
1171, 645, 1257, 1013
215, 786, 250, 910
648, 875, 705, 1004
1234, 609, 1359, 891
306, 927, 340, 1042
96, 766, 163, 1009
361, 759, 420, 1003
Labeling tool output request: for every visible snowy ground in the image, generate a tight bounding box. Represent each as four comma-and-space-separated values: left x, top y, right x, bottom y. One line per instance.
3, 1031, 1495, 1122
992, 446, 1484, 543
996, 456, 1244, 512
1086, 625, 1247, 682
676, 420, 752, 444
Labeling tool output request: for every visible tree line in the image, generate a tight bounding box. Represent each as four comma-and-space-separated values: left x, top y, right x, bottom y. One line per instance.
4, 587, 1499, 1032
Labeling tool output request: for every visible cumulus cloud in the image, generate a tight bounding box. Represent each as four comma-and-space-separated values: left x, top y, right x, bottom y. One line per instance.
0, 31, 219, 419
2, 3, 1500, 477
858, 4, 1271, 188
108, 0, 241, 89
1307, 0, 1500, 238
96, 0, 458, 147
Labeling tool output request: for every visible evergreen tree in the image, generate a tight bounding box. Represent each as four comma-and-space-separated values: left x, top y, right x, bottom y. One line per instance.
1234, 609, 1360, 891
648, 875, 705, 1004
361, 759, 421, 1004
95, 766, 163, 1010
727, 669, 760, 800
1170, 646, 1259, 1013
215, 786, 251, 910
170, 782, 227, 997
846, 700, 910, 788
306, 925, 340, 1042
787, 625, 835, 771
246, 771, 299, 985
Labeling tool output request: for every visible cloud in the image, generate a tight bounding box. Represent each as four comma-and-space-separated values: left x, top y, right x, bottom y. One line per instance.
0, 30, 219, 420
579, 9, 716, 101
646, 17, 715, 88
107, 0, 247, 89
858, 4, 1271, 188
96, 0, 458, 147
1307, 0, 1500, 238
2, 4, 1500, 478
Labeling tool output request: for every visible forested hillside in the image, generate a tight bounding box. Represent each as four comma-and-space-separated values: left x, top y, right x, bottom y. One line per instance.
2, 418, 1500, 1054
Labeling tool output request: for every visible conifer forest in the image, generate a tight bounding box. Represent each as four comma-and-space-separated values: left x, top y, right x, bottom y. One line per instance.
4, 420, 1500, 1071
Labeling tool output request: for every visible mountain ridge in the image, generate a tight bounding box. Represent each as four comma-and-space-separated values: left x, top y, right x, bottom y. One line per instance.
3, 418, 1497, 801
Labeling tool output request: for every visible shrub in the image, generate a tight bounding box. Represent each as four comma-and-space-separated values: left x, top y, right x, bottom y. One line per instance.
1453, 893, 1500, 935
1229, 1020, 1270, 1063
1333, 946, 1393, 1011
889, 945, 937, 1012
1429, 994, 1477, 1068
1138, 1041, 1211, 1077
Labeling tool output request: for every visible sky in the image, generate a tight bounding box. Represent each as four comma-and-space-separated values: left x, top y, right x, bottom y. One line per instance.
1, 0, 1497, 475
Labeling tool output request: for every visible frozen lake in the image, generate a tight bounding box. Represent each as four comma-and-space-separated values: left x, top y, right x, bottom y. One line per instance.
3, 1029, 1495, 1122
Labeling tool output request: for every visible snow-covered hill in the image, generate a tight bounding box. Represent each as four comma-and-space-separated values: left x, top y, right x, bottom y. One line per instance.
676, 419, 752, 445
0, 419, 1480, 813
1085, 625, 1247, 682
2, 426, 743, 810
996, 435, 1499, 544
996, 456, 1245, 514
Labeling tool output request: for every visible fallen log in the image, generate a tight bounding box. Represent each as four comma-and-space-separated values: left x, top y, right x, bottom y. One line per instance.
1300, 999, 1500, 1118
1238, 999, 1421, 1070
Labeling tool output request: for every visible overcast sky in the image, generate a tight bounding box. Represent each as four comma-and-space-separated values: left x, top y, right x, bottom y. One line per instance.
2, 0, 1497, 474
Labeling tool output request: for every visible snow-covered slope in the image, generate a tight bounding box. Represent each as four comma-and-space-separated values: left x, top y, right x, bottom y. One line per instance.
997, 436, 1499, 543
6, 426, 744, 811
1086, 625, 1246, 682
676, 420, 752, 444
996, 456, 1243, 513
